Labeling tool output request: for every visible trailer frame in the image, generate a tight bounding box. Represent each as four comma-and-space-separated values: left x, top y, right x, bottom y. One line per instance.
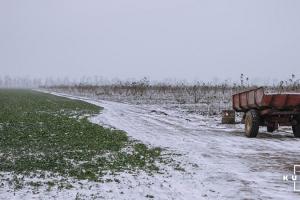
232, 87, 300, 137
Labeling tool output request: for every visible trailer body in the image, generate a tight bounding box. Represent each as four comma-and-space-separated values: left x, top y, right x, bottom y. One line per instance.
233, 87, 300, 112
232, 87, 300, 137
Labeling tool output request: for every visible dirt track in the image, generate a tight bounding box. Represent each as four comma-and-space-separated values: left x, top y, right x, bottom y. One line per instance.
55, 93, 300, 199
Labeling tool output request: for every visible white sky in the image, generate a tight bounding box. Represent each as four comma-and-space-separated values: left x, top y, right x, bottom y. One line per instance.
0, 0, 299, 83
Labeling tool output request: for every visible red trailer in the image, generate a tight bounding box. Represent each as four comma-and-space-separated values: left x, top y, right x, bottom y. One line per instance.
232, 87, 300, 137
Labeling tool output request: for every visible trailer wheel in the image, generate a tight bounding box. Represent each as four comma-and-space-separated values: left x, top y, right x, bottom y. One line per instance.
267, 126, 275, 133
245, 110, 260, 138
292, 124, 300, 138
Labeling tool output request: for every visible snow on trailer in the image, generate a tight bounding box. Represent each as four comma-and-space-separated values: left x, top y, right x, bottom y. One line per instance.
232, 87, 300, 138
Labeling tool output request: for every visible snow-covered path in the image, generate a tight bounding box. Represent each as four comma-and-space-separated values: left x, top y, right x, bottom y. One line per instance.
54, 93, 300, 199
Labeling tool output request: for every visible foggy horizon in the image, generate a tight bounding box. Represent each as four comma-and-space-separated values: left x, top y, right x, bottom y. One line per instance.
1, 1, 300, 83
0, 74, 298, 87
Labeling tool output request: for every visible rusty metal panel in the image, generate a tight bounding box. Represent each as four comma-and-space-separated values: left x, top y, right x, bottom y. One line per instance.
232, 87, 300, 112
233, 87, 264, 111
255, 88, 264, 106
232, 95, 240, 111
262, 94, 300, 109
286, 95, 300, 107
247, 90, 255, 107
240, 92, 248, 109
270, 95, 288, 108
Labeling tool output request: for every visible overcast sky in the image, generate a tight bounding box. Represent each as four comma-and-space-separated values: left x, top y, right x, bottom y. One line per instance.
0, 0, 299, 83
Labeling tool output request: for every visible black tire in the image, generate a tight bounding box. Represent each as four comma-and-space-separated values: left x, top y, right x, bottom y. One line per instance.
267, 126, 275, 133
293, 124, 300, 138
245, 110, 260, 138
293, 116, 300, 138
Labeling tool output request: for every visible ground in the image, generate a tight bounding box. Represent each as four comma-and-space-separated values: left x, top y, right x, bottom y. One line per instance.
1, 90, 300, 199
53, 92, 300, 199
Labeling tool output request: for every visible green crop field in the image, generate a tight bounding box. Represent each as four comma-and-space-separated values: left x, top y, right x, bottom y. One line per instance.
0, 89, 162, 190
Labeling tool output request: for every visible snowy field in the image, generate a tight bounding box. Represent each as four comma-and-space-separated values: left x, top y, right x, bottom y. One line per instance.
30, 92, 300, 200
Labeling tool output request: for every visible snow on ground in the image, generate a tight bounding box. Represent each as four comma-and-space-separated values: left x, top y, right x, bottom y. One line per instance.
2, 91, 300, 199
41, 92, 300, 200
